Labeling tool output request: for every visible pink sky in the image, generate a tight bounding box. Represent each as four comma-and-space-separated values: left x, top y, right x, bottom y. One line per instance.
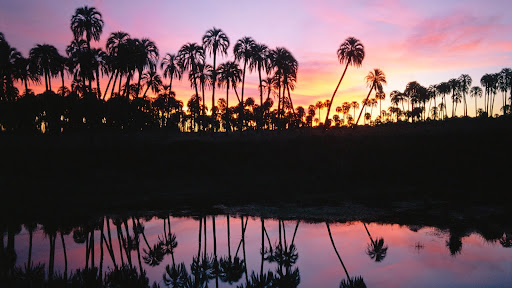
1, 0, 511, 117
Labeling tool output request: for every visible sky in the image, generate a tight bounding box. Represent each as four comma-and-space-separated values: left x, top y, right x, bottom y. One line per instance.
1, 0, 511, 117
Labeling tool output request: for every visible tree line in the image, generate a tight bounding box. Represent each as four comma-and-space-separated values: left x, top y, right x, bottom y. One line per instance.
1, 6, 511, 134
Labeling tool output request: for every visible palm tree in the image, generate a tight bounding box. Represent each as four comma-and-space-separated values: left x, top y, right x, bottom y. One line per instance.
470, 86, 483, 117
375, 91, 385, 118
315, 101, 324, 124
325, 37, 365, 125
499, 68, 511, 115
141, 69, 163, 98
66, 39, 93, 95
217, 61, 242, 110
326, 222, 366, 288
233, 37, 255, 109
29, 44, 60, 92
447, 78, 461, 117
160, 53, 182, 97
356, 69, 386, 125
458, 74, 472, 117
203, 27, 230, 111
91, 48, 107, 99
70, 6, 104, 51
363, 223, 388, 262
178, 43, 205, 101
271, 47, 298, 122
249, 43, 271, 107
436, 82, 450, 119
13, 55, 39, 96
350, 101, 359, 121
134, 38, 158, 97
105, 31, 130, 98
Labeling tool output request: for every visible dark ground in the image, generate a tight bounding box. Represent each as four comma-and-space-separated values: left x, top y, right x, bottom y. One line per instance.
1, 117, 511, 223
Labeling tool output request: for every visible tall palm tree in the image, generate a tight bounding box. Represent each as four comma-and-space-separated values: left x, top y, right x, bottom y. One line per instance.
29, 44, 60, 92
326, 222, 366, 288
315, 101, 324, 124
233, 37, 255, 106
480, 74, 493, 116
375, 91, 385, 119
436, 82, 450, 119
458, 74, 472, 117
66, 39, 92, 95
70, 6, 104, 51
470, 86, 483, 117
270, 47, 298, 122
91, 48, 107, 99
249, 43, 271, 106
105, 31, 130, 98
499, 68, 511, 115
350, 101, 359, 120
356, 69, 386, 125
1, 36, 22, 101
178, 43, 205, 100
134, 38, 159, 97
141, 69, 163, 98
363, 223, 388, 262
160, 53, 182, 97
217, 61, 242, 110
325, 37, 365, 125
448, 78, 461, 117
234, 37, 255, 128
203, 27, 230, 111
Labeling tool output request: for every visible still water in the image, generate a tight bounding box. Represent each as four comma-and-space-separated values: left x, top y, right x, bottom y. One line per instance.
1, 214, 511, 287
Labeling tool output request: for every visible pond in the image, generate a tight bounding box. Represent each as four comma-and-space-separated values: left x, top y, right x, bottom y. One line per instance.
1, 213, 511, 287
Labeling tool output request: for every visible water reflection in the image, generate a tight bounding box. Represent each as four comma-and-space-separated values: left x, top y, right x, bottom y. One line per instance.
1, 213, 512, 287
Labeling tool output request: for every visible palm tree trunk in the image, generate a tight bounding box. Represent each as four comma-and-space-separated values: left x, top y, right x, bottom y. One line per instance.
28, 229, 33, 268
212, 50, 217, 112
260, 217, 264, 277
103, 71, 114, 100
198, 218, 202, 259
227, 215, 231, 261
241, 60, 247, 130
116, 224, 125, 266
325, 62, 349, 125
169, 76, 174, 98
356, 85, 374, 125
94, 70, 100, 100
106, 217, 117, 268
326, 223, 351, 281
136, 69, 143, 98
60, 232, 68, 280
61, 70, 65, 97
142, 85, 150, 98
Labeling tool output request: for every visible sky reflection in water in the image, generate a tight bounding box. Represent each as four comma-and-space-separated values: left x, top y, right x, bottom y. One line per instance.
4, 215, 512, 287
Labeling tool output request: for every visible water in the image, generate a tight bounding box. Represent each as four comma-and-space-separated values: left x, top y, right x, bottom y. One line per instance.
1, 214, 511, 287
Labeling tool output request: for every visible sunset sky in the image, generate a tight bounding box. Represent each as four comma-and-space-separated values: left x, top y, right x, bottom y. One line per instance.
1, 0, 511, 116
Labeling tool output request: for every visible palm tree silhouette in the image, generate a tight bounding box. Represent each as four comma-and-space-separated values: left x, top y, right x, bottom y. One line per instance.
325, 37, 365, 125
105, 31, 130, 99
178, 43, 205, 104
326, 222, 367, 288
458, 74, 472, 117
71, 6, 104, 51
234, 37, 256, 129
29, 44, 60, 92
161, 53, 183, 98
217, 61, 242, 120
362, 223, 388, 262
250, 43, 272, 107
141, 68, 163, 98
448, 78, 461, 117
203, 27, 230, 112
134, 38, 158, 97
269, 47, 298, 126
470, 86, 483, 117
219, 214, 245, 285
436, 82, 450, 119
356, 69, 386, 125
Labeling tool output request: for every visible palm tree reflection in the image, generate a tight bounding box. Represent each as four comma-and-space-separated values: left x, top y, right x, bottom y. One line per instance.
363, 223, 388, 262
